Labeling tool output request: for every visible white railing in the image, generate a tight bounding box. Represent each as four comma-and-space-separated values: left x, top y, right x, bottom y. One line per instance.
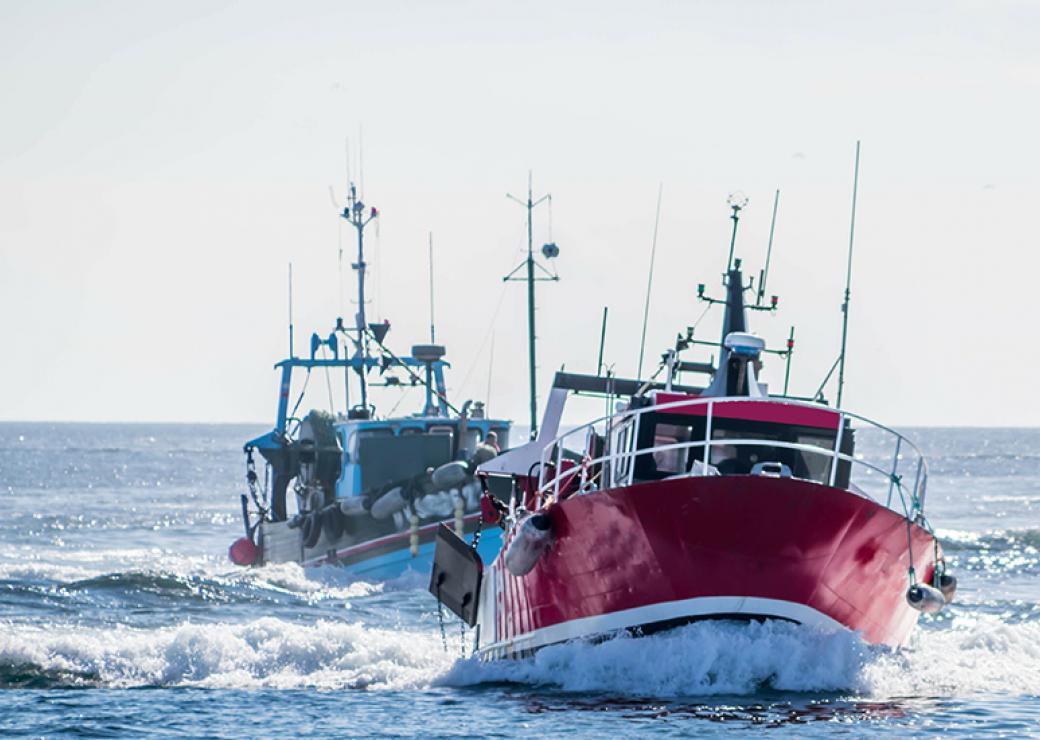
535, 396, 929, 522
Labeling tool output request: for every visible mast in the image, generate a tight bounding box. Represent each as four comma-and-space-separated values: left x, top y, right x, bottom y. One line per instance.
340, 182, 379, 416
505, 172, 557, 439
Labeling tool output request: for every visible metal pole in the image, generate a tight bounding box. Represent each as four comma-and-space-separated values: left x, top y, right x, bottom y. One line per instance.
288, 263, 294, 358
428, 231, 436, 343
783, 326, 795, 396
837, 141, 861, 409
597, 306, 609, 376
637, 183, 663, 379
726, 205, 740, 272
356, 191, 369, 414
526, 175, 538, 440
757, 189, 780, 305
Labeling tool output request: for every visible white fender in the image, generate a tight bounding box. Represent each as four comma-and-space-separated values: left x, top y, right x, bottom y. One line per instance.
432, 460, 469, 490
370, 486, 408, 520
938, 573, 958, 604
504, 513, 554, 577
906, 583, 946, 614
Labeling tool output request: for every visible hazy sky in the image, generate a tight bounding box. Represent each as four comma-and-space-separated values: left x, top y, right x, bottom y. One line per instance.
2, 1, 1038, 427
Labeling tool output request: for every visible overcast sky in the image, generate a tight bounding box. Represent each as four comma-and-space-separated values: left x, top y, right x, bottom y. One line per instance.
2, 1, 1038, 427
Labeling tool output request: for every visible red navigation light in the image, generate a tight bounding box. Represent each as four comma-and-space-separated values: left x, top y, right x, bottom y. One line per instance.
787, 338, 795, 350
770, 295, 779, 308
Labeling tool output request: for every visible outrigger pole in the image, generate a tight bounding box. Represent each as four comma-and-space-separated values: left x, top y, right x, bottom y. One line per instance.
836, 141, 861, 409
504, 172, 558, 440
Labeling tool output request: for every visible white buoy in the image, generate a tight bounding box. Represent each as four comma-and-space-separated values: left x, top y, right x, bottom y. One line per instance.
906, 583, 946, 613
938, 573, 958, 603
504, 513, 554, 577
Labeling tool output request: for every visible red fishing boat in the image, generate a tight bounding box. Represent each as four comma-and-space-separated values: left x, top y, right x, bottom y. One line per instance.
431, 174, 956, 659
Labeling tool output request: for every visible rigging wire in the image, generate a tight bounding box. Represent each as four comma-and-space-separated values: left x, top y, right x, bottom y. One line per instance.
485, 331, 496, 414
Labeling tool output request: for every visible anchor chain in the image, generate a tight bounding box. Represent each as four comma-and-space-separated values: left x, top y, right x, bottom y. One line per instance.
436, 577, 448, 653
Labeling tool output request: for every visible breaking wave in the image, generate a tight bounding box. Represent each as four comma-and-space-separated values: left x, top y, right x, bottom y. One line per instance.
4, 615, 1036, 697
0, 617, 450, 690
441, 618, 1040, 699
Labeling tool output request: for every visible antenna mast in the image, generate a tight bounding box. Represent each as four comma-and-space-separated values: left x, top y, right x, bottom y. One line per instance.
428, 232, 436, 343
288, 262, 295, 358
757, 189, 780, 305
504, 171, 558, 439
836, 141, 861, 409
340, 182, 379, 416
637, 183, 663, 379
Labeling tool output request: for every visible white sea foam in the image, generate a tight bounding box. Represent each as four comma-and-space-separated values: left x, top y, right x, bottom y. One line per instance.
3, 612, 1037, 695
440, 617, 1040, 699
0, 617, 451, 689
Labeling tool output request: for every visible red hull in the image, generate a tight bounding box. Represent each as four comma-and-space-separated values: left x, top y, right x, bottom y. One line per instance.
478, 476, 940, 658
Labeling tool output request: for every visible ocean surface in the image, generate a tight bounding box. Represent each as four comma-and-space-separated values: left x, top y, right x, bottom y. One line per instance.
0, 422, 1037, 737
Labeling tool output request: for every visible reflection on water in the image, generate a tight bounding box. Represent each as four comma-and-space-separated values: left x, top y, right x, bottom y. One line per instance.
520, 693, 920, 727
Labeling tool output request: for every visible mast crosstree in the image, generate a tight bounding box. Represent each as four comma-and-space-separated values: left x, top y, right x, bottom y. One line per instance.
339, 182, 379, 418
504, 172, 560, 440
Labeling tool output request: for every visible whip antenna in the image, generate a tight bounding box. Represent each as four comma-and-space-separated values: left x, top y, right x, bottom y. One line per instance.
836, 141, 861, 409
287, 262, 295, 358
597, 306, 609, 376
757, 189, 780, 306
428, 231, 436, 343
637, 183, 663, 379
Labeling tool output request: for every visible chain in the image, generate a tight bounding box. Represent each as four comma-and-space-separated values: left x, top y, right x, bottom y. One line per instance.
470, 506, 484, 551
436, 578, 448, 653
460, 615, 466, 658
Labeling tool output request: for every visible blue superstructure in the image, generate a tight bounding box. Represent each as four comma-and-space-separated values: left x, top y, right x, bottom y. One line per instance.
232, 182, 511, 579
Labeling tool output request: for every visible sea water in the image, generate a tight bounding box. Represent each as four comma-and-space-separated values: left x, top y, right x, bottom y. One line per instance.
0, 423, 1037, 737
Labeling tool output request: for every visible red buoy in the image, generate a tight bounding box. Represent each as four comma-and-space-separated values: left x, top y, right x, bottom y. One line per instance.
228, 536, 258, 566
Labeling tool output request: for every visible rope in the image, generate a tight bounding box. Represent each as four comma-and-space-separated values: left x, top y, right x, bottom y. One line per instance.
454, 281, 510, 397
287, 369, 313, 426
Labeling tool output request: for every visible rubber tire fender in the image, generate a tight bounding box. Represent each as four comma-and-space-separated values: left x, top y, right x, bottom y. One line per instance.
301, 511, 323, 549
322, 505, 345, 541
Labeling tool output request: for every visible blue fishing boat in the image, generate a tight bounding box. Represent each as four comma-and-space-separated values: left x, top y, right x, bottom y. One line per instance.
228, 182, 511, 579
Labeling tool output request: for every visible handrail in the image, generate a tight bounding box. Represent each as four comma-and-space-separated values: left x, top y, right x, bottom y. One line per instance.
535, 395, 929, 521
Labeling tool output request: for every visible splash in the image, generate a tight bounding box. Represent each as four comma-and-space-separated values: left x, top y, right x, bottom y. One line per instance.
440, 617, 1040, 699
0, 617, 451, 690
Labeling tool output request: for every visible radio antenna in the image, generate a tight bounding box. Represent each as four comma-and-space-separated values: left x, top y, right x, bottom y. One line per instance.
287, 262, 295, 358
428, 231, 436, 343
637, 183, 663, 379
597, 306, 609, 376
756, 189, 780, 306
836, 141, 861, 409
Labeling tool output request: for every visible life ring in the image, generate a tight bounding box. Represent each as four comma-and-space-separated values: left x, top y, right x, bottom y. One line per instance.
301, 510, 323, 548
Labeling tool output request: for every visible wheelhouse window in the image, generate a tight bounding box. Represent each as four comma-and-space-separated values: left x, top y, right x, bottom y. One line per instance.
632, 410, 852, 487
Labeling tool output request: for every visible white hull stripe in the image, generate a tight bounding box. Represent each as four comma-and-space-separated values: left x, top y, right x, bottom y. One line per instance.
479, 595, 849, 657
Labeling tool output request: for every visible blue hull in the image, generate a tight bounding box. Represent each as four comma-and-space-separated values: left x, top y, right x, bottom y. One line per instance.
333, 526, 504, 582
